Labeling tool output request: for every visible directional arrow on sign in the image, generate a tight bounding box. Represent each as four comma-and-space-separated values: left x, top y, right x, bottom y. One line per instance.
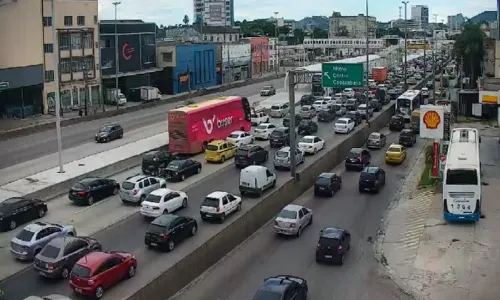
323, 72, 331, 80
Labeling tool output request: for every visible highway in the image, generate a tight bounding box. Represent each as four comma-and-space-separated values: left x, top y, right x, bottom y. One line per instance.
172, 130, 423, 300
0, 77, 285, 171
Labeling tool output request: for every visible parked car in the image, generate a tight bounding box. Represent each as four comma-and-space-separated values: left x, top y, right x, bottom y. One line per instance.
260, 85, 276, 96
253, 123, 277, 140
234, 144, 268, 168
250, 110, 269, 125
317, 109, 335, 122
253, 275, 308, 300
68, 177, 120, 206
300, 94, 315, 106
269, 103, 289, 118
315, 227, 351, 265
226, 131, 254, 147
385, 144, 407, 164
298, 135, 325, 155
345, 111, 362, 126
0, 197, 48, 231
299, 105, 317, 119
314, 173, 342, 197
399, 129, 417, 147
120, 174, 167, 204
366, 132, 387, 149
239, 165, 276, 196
34, 236, 101, 279
69, 251, 137, 299
95, 124, 123, 143
334, 118, 355, 134
162, 159, 202, 181
205, 140, 237, 163
144, 214, 197, 251
140, 188, 188, 218
200, 191, 242, 223
345, 148, 371, 171
297, 119, 318, 135
283, 113, 302, 127
10, 222, 76, 261
141, 150, 178, 176
389, 115, 405, 131
269, 127, 294, 148
274, 204, 313, 237
274, 147, 305, 170
358, 166, 386, 193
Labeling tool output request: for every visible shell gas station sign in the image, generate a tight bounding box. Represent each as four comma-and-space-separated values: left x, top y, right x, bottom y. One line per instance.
479, 91, 499, 104
419, 105, 444, 139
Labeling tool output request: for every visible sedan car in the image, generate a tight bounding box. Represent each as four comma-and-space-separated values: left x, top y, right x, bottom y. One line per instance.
385, 144, 407, 164
274, 204, 313, 237
334, 118, 355, 134
226, 131, 254, 147
162, 159, 202, 181
95, 124, 123, 143
316, 227, 351, 265
260, 85, 276, 96
144, 214, 197, 251
253, 123, 277, 140
297, 119, 318, 135
10, 222, 76, 261
140, 188, 188, 218
299, 105, 316, 119
298, 135, 324, 155
253, 275, 308, 300
0, 197, 48, 231
68, 177, 120, 206
34, 236, 101, 279
70, 251, 137, 299
366, 132, 387, 149
314, 173, 341, 197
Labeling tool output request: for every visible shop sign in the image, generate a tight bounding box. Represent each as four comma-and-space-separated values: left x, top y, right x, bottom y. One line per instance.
479, 91, 499, 104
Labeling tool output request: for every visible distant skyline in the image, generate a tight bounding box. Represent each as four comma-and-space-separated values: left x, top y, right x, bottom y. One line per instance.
98, 0, 495, 26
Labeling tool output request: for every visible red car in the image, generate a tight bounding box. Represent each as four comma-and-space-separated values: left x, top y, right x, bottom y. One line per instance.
69, 251, 137, 299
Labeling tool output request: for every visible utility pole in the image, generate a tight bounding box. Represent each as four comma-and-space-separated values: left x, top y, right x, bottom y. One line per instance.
113, 2, 121, 110
402, 1, 409, 87
274, 12, 279, 76
288, 70, 297, 180
365, 0, 370, 103
423, 36, 426, 74
51, 0, 64, 173
83, 67, 89, 116
260, 42, 263, 76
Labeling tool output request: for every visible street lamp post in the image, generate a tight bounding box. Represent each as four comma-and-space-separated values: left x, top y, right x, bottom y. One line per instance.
274, 12, 279, 76
51, 0, 64, 173
402, 1, 409, 86
113, 2, 121, 110
365, 0, 370, 102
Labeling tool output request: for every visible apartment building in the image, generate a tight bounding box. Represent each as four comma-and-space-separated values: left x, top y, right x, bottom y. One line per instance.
193, 0, 234, 27
0, 0, 100, 118
411, 5, 429, 28
329, 12, 376, 39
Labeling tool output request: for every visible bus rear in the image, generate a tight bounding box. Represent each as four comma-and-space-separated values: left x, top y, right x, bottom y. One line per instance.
443, 128, 481, 222
396, 90, 421, 118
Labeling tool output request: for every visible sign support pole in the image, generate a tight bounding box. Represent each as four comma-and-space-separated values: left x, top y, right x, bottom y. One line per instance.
288, 70, 297, 181
52, 0, 64, 173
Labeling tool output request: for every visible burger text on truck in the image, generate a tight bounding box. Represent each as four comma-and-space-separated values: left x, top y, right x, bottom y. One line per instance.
167, 96, 252, 154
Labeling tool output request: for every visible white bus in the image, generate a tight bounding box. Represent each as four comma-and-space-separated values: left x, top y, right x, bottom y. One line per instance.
396, 90, 422, 118
442, 128, 482, 222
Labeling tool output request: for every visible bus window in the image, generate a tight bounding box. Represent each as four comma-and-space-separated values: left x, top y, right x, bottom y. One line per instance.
445, 169, 478, 185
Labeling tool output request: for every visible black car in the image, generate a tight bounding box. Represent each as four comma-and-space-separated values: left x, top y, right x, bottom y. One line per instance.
426, 81, 434, 88
95, 124, 123, 143
142, 150, 178, 176
34, 236, 102, 279
253, 275, 308, 300
300, 94, 315, 106
0, 197, 48, 231
389, 115, 405, 131
358, 166, 386, 193
161, 159, 202, 181
317, 110, 335, 122
270, 127, 293, 148
297, 119, 318, 135
314, 173, 342, 197
234, 144, 268, 168
345, 148, 371, 171
283, 114, 302, 127
345, 99, 357, 111
399, 129, 417, 147
345, 111, 362, 126
144, 214, 197, 252
68, 177, 120, 206
370, 99, 382, 112
316, 227, 351, 265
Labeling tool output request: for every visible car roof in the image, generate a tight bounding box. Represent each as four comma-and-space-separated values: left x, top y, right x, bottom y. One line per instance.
275, 127, 288, 131
337, 118, 350, 121
77, 251, 113, 269
278, 146, 291, 152
301, 105, 312, 108
388, 143, 403, 149
258, 123, 273, 126
207, 191, 228, 198
318, 172, 336, 178
349, 147, 363, 153
125, 175, 149, 182
208, 140, 226, 145
401, 129, 412, 133
239, 144, 258, 150
260, 278, 292, 294
320, 227, 344, 239
369, 132, 381, 136
301, 135, 317, 139
283, 204, 303, 212
47, 235, 79, 248
242, 165, 266, 172
23, 222, 53, 232
78, 177, 101, 184
362, 166, 379, 173
150, 188, 173, 196
151, 213, 178, 226
2, 197, 27, 205
230, 130, 245, 135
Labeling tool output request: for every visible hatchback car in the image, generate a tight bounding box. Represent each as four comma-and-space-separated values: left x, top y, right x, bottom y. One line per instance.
298, 135, 324, 155
260, 85, 276, 96
253, 123, 277, 140
274, 204, 313, 237
0, 197, 48, 231
234, 144, 268, 168
369, 99, 382, 111
314, 173, 342, 197
253, 275, 308, 300
69, 251, 137, 299
300, 94, 315, 106
389, 115, 405, 131
162, 159, 202, 181
317, 110, 335, 122
345, 148, 371, 170
385, 144, 407, 164
269, 127, 293, 148
344, 99, 358, 111
366, 132, 387, 149
68, 177, 120, 206
200, 191, 242, 223
140, 188, 188, 218
269, 103, 289, 118
332, 104, 346, 116
357, 104, 373, 119
95, 124, 123, 143
120, 175, 166, 204
297, 119, 318, 135
205, 140, 237, 163
10, 222, 76, 261
358, 166, 386, 193
144, 214, 197, 251
334, 118, 355, 133
315, 227, 351, 265
299, 105, 316, 119
141, 150, 178, 176
34, 236, 101, 279
399, 129, 417, 147
273, 147, 305, 170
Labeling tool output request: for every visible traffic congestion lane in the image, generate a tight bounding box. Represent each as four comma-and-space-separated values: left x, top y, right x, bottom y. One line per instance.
172, 130, 423, 300
0, 108, 367, 299
0, 77, 286, 170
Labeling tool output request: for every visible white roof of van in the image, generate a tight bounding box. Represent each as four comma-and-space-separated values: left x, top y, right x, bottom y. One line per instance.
242, 165, 267, 172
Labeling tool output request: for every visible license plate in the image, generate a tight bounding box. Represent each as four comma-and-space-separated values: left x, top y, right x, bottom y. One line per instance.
325, 255, 333, 258
150, 243, 157, 247
273, 139, 279, 141
75, 288, 83, 293
204, 214, 212, 218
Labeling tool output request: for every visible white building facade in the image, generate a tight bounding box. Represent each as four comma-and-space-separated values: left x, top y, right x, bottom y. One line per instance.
329, 12, 376, 38
269, 38, 279, 71
303, 38, 384, 57
222, 42, 251, 82
411, 5, 429, 28
193, 0, 234, 27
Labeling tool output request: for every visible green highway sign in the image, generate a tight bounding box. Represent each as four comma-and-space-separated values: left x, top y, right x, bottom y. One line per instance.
0, 82, 8, 91
321, 63, 364, 88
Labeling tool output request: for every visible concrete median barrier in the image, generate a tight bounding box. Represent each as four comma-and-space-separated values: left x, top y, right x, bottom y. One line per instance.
125, 102, 397, 300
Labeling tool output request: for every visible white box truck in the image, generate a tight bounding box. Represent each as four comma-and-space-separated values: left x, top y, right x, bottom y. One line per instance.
140, 86, 161, 101
106, 88, 127, 106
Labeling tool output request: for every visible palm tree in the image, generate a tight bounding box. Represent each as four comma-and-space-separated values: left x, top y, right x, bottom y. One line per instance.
183, 15, 190, 26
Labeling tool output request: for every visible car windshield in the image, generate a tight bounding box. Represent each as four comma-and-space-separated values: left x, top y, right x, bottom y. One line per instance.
16, 229, 34, 242
40, 244, 61, 259
336, 120, 347, 124
301, 107, 310, 111
316, 177, 331, 185
278, 209, 297, 219
271, 105, 280, 110
99, 126, 112, 132
121, 182, 135, 190
388, 147, 401, 153
236, 149, 250, 156
144, 194, 162, 203
369, 133, 380, 139
319, 237, 340, 247
263, 86, 272, 90
256, 125, 268, 130
71, 264, 91, 278
206, 144, 219, 151
276, 151, 289, 158
167, 160, 183, 170
360, 172, 376, 180
300, 137, 314, 143
202, 197, 220, 207
228, 133, 240, 138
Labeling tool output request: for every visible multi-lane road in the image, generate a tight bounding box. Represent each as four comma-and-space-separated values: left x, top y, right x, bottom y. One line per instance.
172, 130, 423, 300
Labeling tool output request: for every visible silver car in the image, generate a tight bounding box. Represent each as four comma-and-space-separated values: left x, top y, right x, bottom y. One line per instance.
120, 174, 167, 204
366, 132, 387, 149
10, 222, 76, 261
273, 147, 305, 170
299, 105, 316, 119
274, 204, 313, 236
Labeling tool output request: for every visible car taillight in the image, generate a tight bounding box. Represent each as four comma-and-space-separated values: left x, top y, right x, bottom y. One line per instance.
160, 233, 169, 239
77, 191, 87, 196
46, 263, 55, 270
337, 245, 343, 251
290, 223, 296, 228
132, 189, 137, 195
274, 221, 279, 226
216, 206, 220, 212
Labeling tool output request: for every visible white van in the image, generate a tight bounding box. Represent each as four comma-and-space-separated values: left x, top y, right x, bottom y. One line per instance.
239, 165, 276, 196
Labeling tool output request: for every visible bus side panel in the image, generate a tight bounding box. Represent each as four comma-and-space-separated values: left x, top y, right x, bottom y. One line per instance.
168, 112, 191, 154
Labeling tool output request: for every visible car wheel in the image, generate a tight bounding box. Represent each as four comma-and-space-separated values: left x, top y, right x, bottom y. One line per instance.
265, 153, 269, 161
308, 216, 313, 225
61, 267, 70, 279
313, 148, 317, 154
139, 195, 146, 204
339, 254, 345, 265
220, 156, 226, 163
181, 174, 186, 181
330, 189, 334, 197
9, 220, 17, 230
182, 198, 188, 208
95, 286, 104, 299
190, 225, 198, 236
236, 203, 242, 211
167, 240, 175, 252
219, 213, 226, 223
163, 209, 169, 214
113, 187, 119, 195
127, 265, 136, 278
87, 196, 94, 206
38, 208, 46, 218
296, 226, 302, 237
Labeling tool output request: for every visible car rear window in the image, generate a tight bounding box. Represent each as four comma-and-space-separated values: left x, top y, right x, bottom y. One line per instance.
236, 149, 250, 156
256, 124, 268, 130
300, 137, 314, 143
319, 237, 340, 247
121, 182, 135, 190
347, 150, 361, 158
360, 172, 376, 180
316, 177, 331, 185
148, 223, 166, 234
400, 131, 412, 137
202, 197, 220, 207
72, 264, 91, 278
336, 120, 347, 124
40, 244, 61, 259
299, 120, 309, 126
301, 106, 310, 111
271, 105, 280, 110
206, 144, 219, 151
276, 151, 289, 158
271, 131, 284, 137
145, 194, 162, 203
369, 133, 380, 139
16, 229, 35, 242
143, 153, 156, 161
72, 182, 87, 190
228, 133, 240, 138
253, 290, 282, 300
388, 147, 401, 152
278, 209, 297, 219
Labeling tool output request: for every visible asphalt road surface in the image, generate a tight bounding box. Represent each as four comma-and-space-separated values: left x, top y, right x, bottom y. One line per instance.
172, 131, 423, 300
0, 77, 285, 169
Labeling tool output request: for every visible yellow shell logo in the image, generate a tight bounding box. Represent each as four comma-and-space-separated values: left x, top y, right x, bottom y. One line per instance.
423, 111, 441, 129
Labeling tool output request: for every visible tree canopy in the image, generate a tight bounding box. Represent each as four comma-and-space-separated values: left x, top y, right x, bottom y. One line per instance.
452, 24, 485, 88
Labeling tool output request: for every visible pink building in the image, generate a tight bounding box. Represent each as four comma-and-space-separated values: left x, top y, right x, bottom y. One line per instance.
250, 37, 269, 76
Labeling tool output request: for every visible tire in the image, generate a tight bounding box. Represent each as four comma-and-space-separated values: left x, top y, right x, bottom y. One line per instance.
197, 167, 201, 174
265, 153, 269, 161
167, 240, 175, 252
308, 216, 313, 225
163, 209, 169, 214
95, 286, 104, 299
219, 213, 226, 223
61, 267, 70, 279
190, 225, 198, 236
126, 265, 136, 278
330, 189, 334, 197
181, 174, 186, 181
113, 187, 119, 195
271, 179, 276, 188
236, 203, 242, 211
220, 156, 226, 163
38, 208, 46, 218
296, 226, 302, 237
313, 148, 317, 154
87, 196, 94, 206
9, 220, 17, 230
339, 254, 345, 265
182, 198, 188, 208
139, 195, 146, 204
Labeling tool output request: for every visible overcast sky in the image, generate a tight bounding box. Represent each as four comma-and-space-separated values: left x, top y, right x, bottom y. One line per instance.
98, 0, 495, 26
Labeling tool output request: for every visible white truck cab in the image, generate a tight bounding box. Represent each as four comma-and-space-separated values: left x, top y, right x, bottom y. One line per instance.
239, 165, 276, 196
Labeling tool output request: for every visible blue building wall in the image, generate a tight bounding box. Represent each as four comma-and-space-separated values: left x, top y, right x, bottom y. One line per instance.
174, 44, 217, 94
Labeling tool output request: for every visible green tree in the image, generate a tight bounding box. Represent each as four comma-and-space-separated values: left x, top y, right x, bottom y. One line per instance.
452, 24, 485, 88
313, 28, 328, 38
183, 15, 190, 26
293, 28, 306, 44
278, 26, 290, 36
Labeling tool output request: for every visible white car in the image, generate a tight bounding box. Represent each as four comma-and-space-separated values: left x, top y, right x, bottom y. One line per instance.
251, 111, 269, 125
414, 74, 422, 80
342, 88, 355, 97
334, 118, 355, 134
140, 188, 188, 218
22, 295, 73, 300
226, 131, 254, 146
200, 191, 242, 223
421, 87, 429, 97
253, 123, 277, 140
298, 135, 325, 154
274, 204, 313, 237
312, 100, 331, 111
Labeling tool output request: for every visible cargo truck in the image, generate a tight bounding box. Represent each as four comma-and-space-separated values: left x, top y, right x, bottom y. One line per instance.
372, 67, 388, 82
140, 86, 161, 101
105, 88, 127, 106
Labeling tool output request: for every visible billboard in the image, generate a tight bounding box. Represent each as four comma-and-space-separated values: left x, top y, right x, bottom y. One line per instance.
479, 90, 499, 104
419, 105, 444, 139
118, 34, 141, 73
208, 4, 223, 21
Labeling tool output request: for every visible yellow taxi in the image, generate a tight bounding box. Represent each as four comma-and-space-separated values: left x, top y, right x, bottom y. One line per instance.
205, 140, 237, 163
385, 143, 407, 164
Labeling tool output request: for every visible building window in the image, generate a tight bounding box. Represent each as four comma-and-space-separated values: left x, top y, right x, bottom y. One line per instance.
60, 58, 71, 74
43, 17, 52, 27
142, 35, 155, 46
44, 70, 54, 82
100, 38, 113, 48
44, 44, 53, 53
162, 52, 173, 62
144, 55, 154, 63
210, 36, 213, 41
101, 59, 114, 69
94, 15, 98, 25
229, 35, 232, 41
64, 16, 73, 26
71, 33, 82, 49
60, 33, 70, 50
77, 16, 85, 26
72, 58, 82, 72
83, 56, 94, 71
83, 33, 93, 49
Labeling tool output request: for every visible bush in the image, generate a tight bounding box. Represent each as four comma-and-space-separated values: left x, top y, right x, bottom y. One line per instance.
425, 144, 434, 164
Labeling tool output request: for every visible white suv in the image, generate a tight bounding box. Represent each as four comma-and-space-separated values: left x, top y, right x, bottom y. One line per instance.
200, 191, 242, 223
120, 174, 167, 204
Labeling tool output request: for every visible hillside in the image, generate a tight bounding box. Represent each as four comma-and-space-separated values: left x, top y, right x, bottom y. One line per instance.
469, 11, 496, 24
295, 16, 330, 30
